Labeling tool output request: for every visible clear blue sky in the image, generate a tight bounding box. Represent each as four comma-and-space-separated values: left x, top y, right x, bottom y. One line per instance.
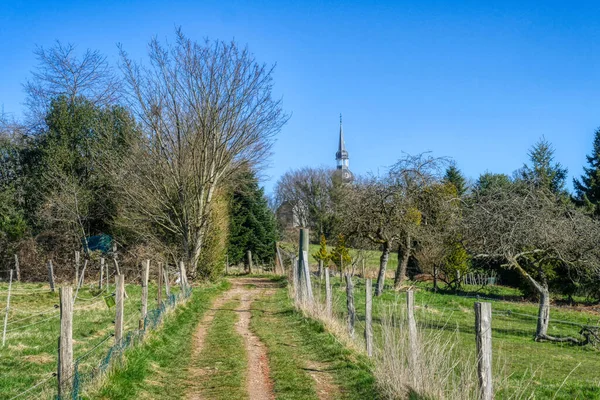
2, 1, 600, 194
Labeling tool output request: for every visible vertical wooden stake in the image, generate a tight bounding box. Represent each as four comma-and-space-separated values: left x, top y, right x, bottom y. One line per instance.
179, 261, 187, 292
407, 290, 419, 384
2, 270, 13, 347
105, 258, 109, 293
345, 274, 355, 337
246, 250, 253, 274
325, 267, 332, 317
14, 255, 20, 282
302, 251, 314, 304
318, 260, 323, 281
99, 258, 105, 289
47, 260, 55, 292
365, 278, 373, 357
73, 261, 87, 305
276, 243, 284, 275
475, 302, 493, 400
164, 266, 171, 297
157, 262, 163, 307
225, 254, 229, 275
140, 260, 149, 330
115, 275, 124, 346
58, 286, 73, 398
291, 256, 298, 302
75, 251, 80, 287
298, 228, 309, 302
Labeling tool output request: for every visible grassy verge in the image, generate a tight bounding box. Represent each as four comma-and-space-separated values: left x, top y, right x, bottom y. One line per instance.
95, 281, 228, 399
320, 277, 600, 399
194, 299, 247, 400
251, 288, 380, 400
0, 281, 177, 399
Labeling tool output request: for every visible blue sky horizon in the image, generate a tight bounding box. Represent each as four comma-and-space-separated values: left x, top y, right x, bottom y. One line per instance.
2, 1, 600, 194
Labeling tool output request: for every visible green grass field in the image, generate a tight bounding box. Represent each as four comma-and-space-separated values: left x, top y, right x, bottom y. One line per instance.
0, 279, 185, 399
317, 276, 600, 399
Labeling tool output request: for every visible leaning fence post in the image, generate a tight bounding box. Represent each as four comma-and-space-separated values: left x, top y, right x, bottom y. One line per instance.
475, 302, 493, 400
325, 267, 332, 317
157, 262, 163, 307
407, 290, 419, 384
2, 270, 13, 347
345, 273, 355, 338
115, 275, 124, 345
99, 258, 105, 289
58, 286, 73, 398
14, 255, 20, 282
47, 260, 55, 292
140, 260, 150, 330
365, 278, 373, 357
276, 243, 284, 275
75, 251, 80, 287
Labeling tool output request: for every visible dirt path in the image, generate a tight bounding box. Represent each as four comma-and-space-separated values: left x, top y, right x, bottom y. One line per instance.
186, 277, 278, 400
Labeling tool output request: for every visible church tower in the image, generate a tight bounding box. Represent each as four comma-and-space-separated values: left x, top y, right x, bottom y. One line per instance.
335, 114, 354, 182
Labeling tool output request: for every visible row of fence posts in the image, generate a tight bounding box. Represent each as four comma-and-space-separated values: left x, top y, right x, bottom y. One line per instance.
290, 227, 493, 400
54, 259, 188, 398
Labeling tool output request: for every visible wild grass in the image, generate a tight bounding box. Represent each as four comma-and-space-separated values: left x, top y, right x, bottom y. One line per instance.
0, 279, 184, 399
314, 276, 600, 399
95, 281, 228, 399
251, 288, 379, 400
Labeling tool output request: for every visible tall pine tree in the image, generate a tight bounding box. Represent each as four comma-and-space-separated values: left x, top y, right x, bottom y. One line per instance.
574, 127, 600, 217
519, 137, 567, 195
443, 165, 467, 197
228, 169, 278, 266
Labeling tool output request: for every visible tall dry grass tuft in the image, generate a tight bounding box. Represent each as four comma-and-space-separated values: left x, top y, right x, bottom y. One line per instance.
375, 302, 479, 400
290, 281, 535, 400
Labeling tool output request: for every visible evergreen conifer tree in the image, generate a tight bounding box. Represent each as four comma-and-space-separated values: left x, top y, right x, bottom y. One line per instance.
574, 127, 600, 217
443, 165, 467, 197
519, 137, 567, 195
228, 169, 278, 266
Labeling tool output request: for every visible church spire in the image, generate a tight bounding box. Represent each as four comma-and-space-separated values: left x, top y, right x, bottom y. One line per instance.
336, 114, 349, 167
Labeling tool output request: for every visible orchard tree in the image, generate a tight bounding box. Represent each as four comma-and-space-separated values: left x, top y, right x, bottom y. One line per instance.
463, 182, 600, 342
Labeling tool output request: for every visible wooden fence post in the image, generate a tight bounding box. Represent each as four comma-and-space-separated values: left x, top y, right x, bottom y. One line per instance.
475, 302, 493, 400
298, 228, 310, 302
75, 251, 80, 287
2, 270, 13, 347
276, 243, 284, 275
157, 262, 163, 307
14, 255, 20, 282
345, 273, 355, 337
115, 275, 124, 345
47, 260, 55, 292
291, 256, 298, 302
246, 250, 253, 274
73, 261, 87, 305
140, 260, 150, 329
164, 266, 170, 297
105, 258, 109, 293
58, 286, 73, 398
325, 267, 332, 318
407, 290, 419, 384
99, 258, 105, 289
179, 261, 188, 292
302, 250, 314, 305
365, 278, 373, 357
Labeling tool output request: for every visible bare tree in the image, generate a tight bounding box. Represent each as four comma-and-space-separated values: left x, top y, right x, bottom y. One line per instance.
463, 182, 600, 342
24, 41, 121, 128
115, 30, 288, 272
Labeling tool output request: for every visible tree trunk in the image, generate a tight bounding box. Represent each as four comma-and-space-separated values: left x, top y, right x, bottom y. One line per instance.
433, 263, 438, 293
375, 241, 391, 296
394, 234, 410, 289
536, 286, 550, 339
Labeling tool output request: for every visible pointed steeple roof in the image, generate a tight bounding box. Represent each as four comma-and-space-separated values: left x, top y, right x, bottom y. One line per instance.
336, 114, 349, 161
